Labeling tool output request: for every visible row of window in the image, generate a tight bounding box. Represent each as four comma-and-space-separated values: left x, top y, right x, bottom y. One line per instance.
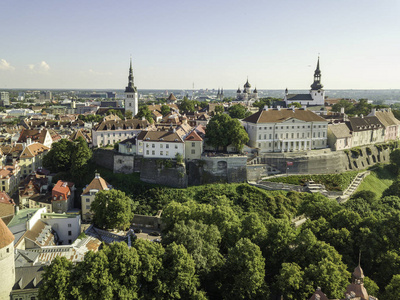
259, 131, 326, 140
258, 140, 326, 148
252, 124, 327, 130
145, 143, 179, 149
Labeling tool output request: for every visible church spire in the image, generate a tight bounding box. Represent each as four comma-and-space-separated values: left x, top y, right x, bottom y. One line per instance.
125, 56, 137, 93
310, 56, 323, 90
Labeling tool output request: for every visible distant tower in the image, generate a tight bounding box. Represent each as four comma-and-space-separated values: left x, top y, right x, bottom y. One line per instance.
124, 57, 138, 117
253, 86, 258, 100
220, 87, 224, 100
217, 88, 221, 100
310, 56, 325, 105
0, 218, 15, 299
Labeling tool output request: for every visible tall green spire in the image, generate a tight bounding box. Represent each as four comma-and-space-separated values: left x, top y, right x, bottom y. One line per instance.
310, 56, 323, 90
125, 56, 137, 93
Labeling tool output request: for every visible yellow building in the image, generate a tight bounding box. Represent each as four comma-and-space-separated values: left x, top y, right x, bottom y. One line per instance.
19, 143, 50, 177
0, 164, 20, 194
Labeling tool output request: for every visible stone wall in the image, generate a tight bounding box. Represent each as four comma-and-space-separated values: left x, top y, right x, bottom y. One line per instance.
187, 155, 247, 185
114, 154, 135, 174
93, 148, 114, 170
140, 159, 187, 188
247, 145, 393, 181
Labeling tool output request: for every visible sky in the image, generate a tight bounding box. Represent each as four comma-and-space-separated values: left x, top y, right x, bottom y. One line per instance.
1, 0, 400, 90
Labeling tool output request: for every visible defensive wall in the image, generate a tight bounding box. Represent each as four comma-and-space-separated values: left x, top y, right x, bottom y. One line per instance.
247, 144, 393, 181
140, 159, 188, 188
93, 148, 114, 170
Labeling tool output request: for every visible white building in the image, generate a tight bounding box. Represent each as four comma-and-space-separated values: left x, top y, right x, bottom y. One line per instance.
91, 118, 152, 147
243, 107, 328, 153
41, 212, 81, 245
137, 130, 185, 159
284, 57, 325, 106
124, 58, 139, 117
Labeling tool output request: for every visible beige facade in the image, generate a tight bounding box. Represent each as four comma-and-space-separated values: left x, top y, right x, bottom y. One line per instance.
327, 123, 353, 151
81, 174, 111, 222
243, 108, 328, 153
19, 143, 49, 177
184, 130, 203, 160
0, 164, 21, 194
349, 116, 385, 147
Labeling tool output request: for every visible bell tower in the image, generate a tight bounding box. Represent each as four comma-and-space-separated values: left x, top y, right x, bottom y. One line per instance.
124, 57, 138, 117
310, 56, 325, 105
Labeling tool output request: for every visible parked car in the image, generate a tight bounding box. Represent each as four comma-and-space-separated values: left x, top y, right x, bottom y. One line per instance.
153, 238, 161, 243
134, 228, 142, 233
149, 231, 161, 236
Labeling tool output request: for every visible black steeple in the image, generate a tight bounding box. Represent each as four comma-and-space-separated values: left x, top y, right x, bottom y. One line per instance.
310, 56, 323, 90
125, 57, 137, 93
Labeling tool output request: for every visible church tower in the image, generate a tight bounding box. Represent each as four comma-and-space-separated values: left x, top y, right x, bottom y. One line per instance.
309, 56, 325, 105
0, 218, 15, 299
124, 57, 138, 117
345, 260, 369, 300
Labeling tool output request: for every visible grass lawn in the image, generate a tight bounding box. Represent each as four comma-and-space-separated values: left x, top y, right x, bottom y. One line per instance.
355, 164, 396, 198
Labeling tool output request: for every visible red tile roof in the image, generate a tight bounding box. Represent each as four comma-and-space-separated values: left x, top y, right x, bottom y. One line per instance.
52, 180, 73, 202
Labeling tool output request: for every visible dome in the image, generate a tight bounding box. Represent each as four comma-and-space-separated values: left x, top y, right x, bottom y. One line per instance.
237, 88, 241, 93
353, 265, 364, 279
253, 87, 257, 93
244, 79, 251, 88
0, 218, 14, 248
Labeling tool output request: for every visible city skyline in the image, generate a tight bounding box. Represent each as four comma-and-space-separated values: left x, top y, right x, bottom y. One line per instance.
1, 0, 400, 90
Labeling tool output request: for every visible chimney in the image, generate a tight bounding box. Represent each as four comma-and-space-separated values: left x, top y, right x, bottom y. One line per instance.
277, 106, 281, 111
95, 173, 100, 179
360, 114, 364, 118
371, 108, 376, 116
340, 107, 345, 114
263, 105, 268, 111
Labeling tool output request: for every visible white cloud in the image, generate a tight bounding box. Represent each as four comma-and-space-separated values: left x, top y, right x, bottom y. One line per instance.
27, 61, 50, 73
39, 61, 50, 71
0, 59, 15, 71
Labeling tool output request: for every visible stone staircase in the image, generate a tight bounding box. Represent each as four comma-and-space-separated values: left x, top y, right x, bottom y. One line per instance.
338, 171, 370, 203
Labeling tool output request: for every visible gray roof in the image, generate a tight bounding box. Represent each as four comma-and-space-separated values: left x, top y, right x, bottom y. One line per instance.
328, 123, 352, 138
13, 265, 44, 291
349, 116, 384, 132
286, 94, 313, 101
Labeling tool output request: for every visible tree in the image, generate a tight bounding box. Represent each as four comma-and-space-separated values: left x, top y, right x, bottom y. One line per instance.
390, 149, 400, 173
214, 105, 224, 114
384, 274, 400, 300
276, 263, 312, 300
39, 256, 73, 300
221, 238, 268, 299
91, 189, 134, 230
228, 104, 251, 119
71, 137, 92, 181
125, 110, 133, 119
163, 220, 223, 276
156, 242, 205, 299
161, 104, 171, 116
135, 105, 154, 123
43, 139, 74, 172
288, 102, 302, 108
179, 97, 196, 113
331, 99, 354, 114
205, 114, 249, 152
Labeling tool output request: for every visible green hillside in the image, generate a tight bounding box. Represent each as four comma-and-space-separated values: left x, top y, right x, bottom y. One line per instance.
355, 164, 396, 198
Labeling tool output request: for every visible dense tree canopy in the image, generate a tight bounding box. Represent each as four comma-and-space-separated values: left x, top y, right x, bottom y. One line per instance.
43, 137, 92, 183
91, 189, 135, 230
205, 114, 249, 152
228, 104, 251, 119
135, 105, 154, 123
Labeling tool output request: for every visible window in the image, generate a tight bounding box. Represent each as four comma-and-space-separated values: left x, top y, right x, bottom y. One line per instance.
191, 149, 195, 154
258, 134, 261, 139
6, 247, 9, 253
68, 224, 72, 228
192, 142, 195, 147
160, 144, 163, 148
166, 151, 169, 156
152, 144, 155, 148
86, 198, 90, 202
175, 145, 178, 149
68, 231, 72, 236
146, 150, 149, 155
86, 205, 90, 209
269, 134, 271, 139
152, 150, 155, 155
166, 144, 169, 149
160, 151, 163, 155
68, 240, 72, 244
285, 133, 288, 138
